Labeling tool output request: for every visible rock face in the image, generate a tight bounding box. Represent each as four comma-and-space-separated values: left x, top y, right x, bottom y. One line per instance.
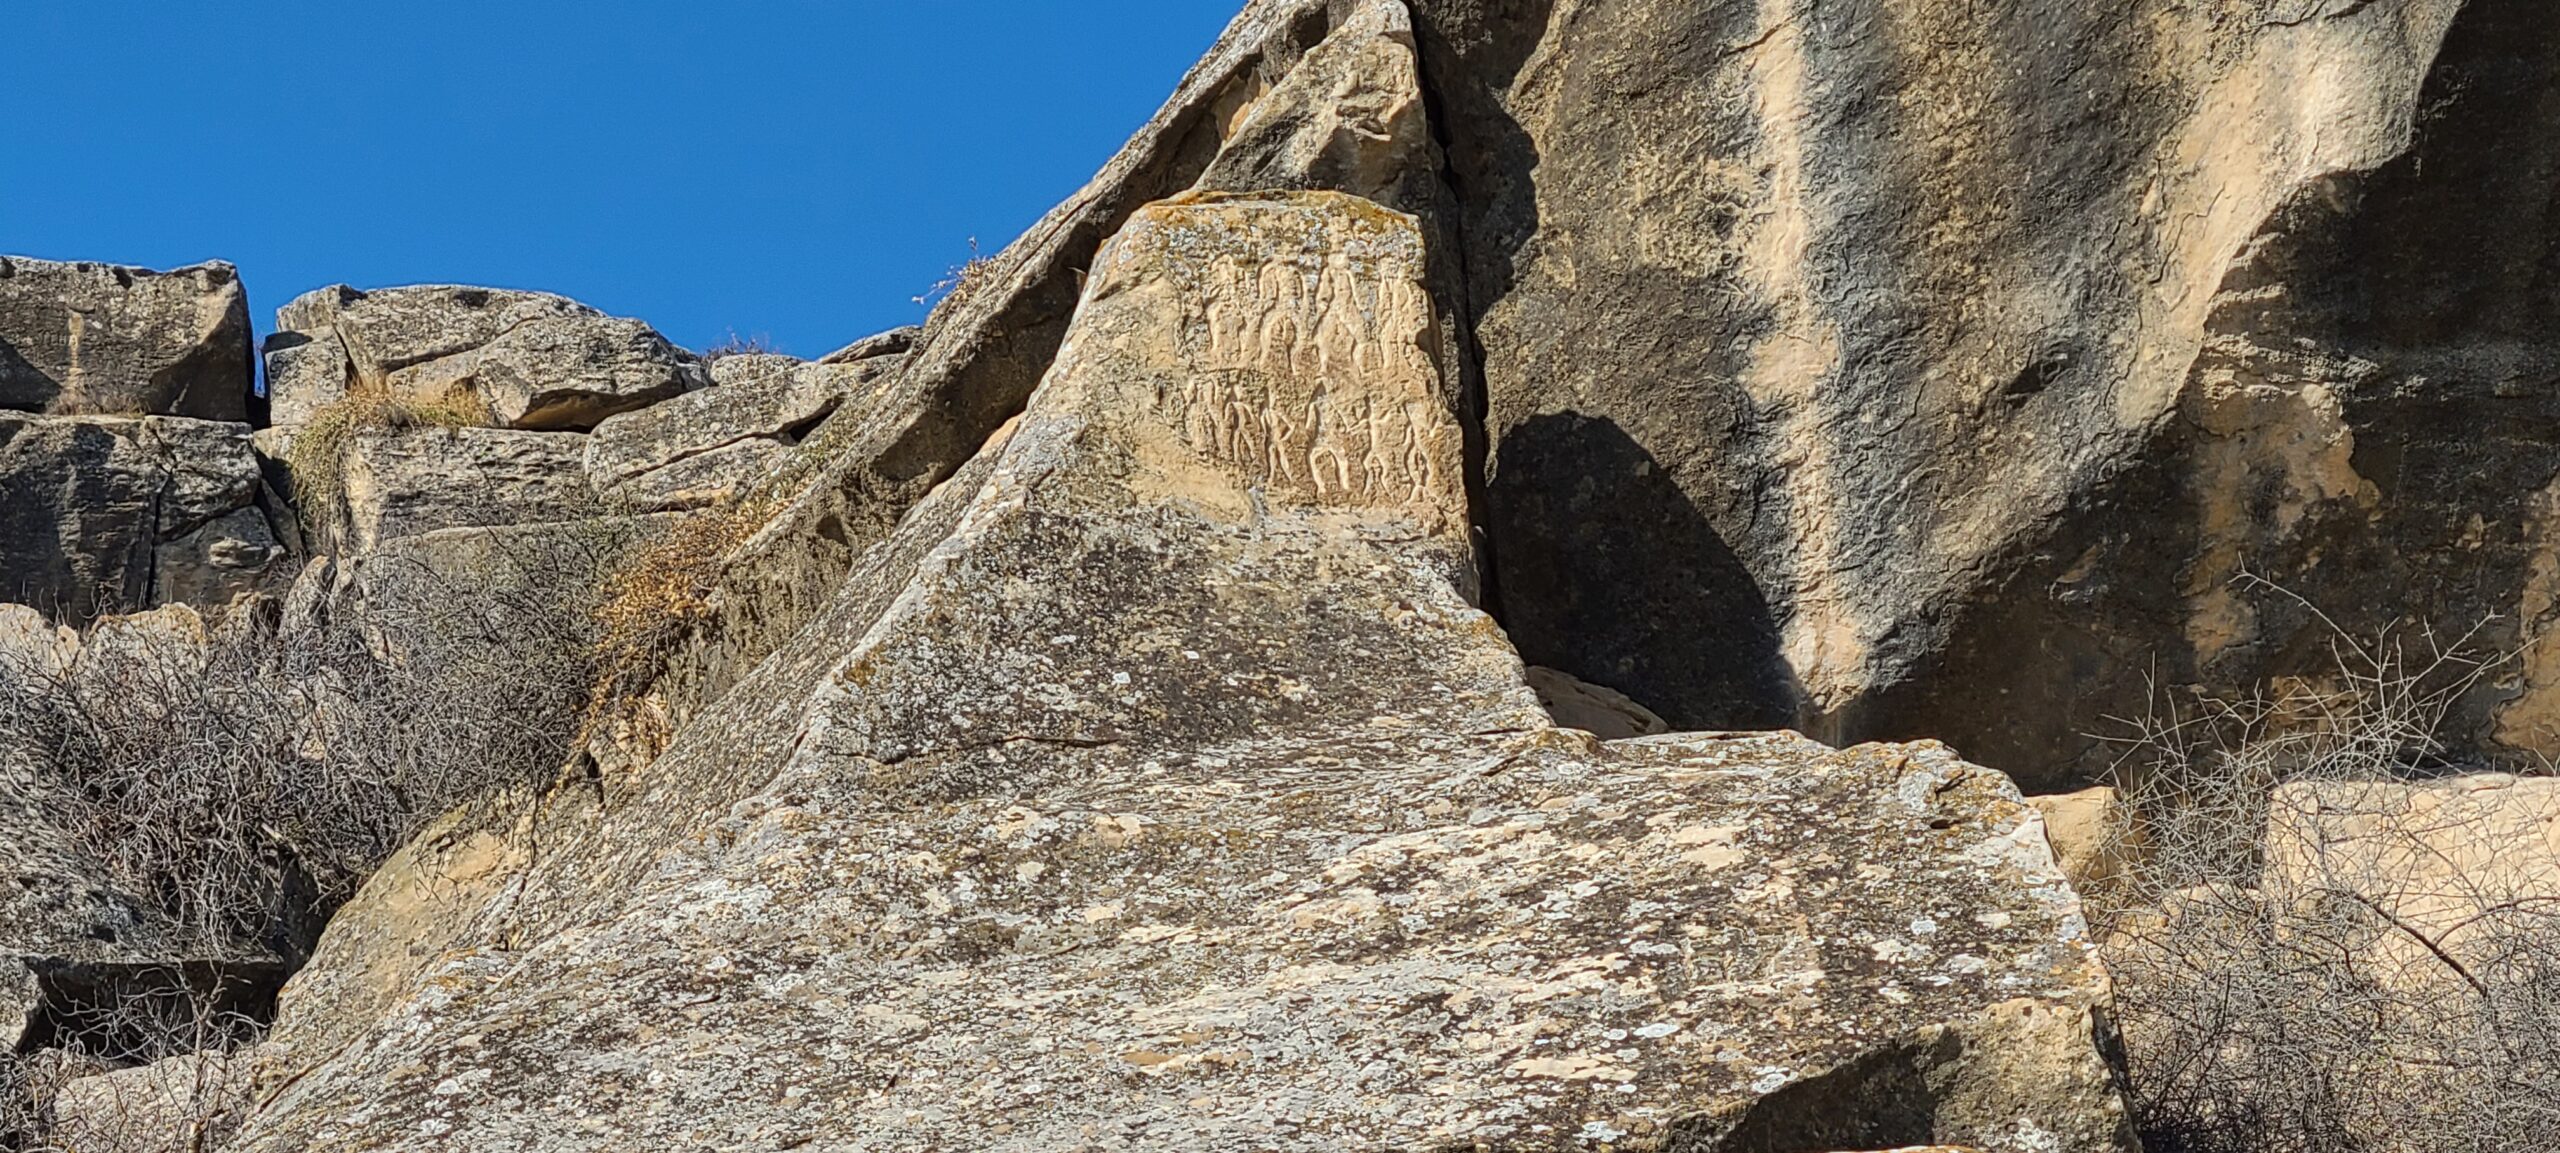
0, 413, 285, 623
583, 352, 892, 511
322, 427, 596, 554
266, 285, 704, 431
1388, 0, 2560, 787
233, 192, 2131, 1152
0, 257, 252, 421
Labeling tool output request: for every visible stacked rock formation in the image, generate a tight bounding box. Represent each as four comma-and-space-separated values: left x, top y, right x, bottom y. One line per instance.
8, 0, 2560, 1146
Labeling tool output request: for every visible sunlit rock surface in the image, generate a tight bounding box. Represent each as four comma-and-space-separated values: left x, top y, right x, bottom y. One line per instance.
231, 192, 2129, 1152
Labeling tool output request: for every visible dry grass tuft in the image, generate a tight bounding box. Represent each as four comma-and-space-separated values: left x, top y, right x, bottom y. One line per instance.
283, 386, 495, 502
700, 331, 780, 364
586, 497, 775, 725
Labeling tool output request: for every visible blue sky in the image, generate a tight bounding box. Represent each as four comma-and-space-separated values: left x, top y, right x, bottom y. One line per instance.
2, 2, 1238, 358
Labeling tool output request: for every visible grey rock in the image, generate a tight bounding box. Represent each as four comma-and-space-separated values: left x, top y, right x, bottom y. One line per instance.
583, 352, 884, 509
0, 413, 280, 623
154, 507, 286, 611
259, 328, 351, 430
0, 256, 251, 420
232, 193, 2132, 1153
323, 427, 598, 553
1193, 0, 1440, 214
600, 436, 793, 511
1, 961, 31, 1049
1384, 0, 2560, 787
1525, 665, 1670, 739
44, 1048, 258, 1152
816, 325, 920, 365
271, 285, 704, 431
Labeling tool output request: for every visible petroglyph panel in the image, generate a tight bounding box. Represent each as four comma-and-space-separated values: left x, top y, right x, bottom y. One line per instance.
1092, 193, 1460, 520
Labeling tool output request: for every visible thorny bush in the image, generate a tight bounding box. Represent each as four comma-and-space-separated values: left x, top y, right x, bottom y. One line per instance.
2094, 589, 2560, 1153
1, 523, 635, 1148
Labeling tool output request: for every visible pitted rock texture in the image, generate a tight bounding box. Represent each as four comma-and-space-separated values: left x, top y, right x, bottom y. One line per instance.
1397, 0, 2560, 787
233, 193, 2130, 1152
0, 256, 252, 421
0, 412, 285, 624
584, 351, 895, 511
267, 285, 704, 431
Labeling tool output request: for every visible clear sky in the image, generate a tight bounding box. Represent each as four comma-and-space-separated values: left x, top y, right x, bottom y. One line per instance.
2, 2, 1239, 358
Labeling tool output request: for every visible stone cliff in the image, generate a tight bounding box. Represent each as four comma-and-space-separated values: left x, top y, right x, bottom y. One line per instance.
5, 0, 2559, 1147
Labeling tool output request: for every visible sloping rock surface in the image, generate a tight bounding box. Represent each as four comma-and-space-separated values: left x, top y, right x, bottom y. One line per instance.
0, 256, 252, 421
233, 193, 2130, 1152
584, 352, 894, 510
325, 428, 596, 554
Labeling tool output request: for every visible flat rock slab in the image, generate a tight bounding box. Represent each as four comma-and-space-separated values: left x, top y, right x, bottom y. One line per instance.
0, 256, 252, 420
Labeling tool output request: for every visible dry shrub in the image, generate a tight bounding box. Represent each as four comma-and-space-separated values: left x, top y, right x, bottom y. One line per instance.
282, 386, 495, 502
588, 498, 772, 717
912, 237, 997, 309
2092, 594, 2560, 1152
0, 537, 604, 955
699, 331, 780, 363
0, 526, 625, 1148
2, 969, 262, 1152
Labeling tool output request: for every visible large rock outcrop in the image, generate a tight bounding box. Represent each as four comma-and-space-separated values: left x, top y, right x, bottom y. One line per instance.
1388, 0, 2560, 788
232, 193, 2132, 1152
265, 285, 705, 432
0, 413, 285, 624
0, 257, 252, 421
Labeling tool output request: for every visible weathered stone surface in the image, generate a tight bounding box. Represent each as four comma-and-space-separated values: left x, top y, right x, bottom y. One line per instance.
1392, 0, 2560, 788
582, 352, 885, 510
2028, 787, 2136, 898
1194, 0, 1439, 214
268, 285, 704, 431
1526, 665, 1670, 740
258, 328, 350, 430
321, 428, 597, 554
0, 256, 251, 420
816, 325, 920, 365
235, 193, 2129, 1152
624, 0, 1463, 742
2264, 774, 2560, 985
44, 1048, 256, 1153
0, 413, 284, 623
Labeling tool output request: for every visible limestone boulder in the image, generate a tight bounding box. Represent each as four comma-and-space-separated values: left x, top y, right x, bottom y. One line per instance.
0, 256, 251, 420
1526, 665, 1671, 739
1193, 0, 1439, 214
234, 193, 2131, 1152
816, 325, 919, 365
267, 285, 704, 431
583, 352, 892, 510
258, 328, 349, 430
1377, 0, 2560, 788
627, 0, 1465, 736
0, 413, 284, 623
2263, 774, 2560, 987
2029, 787, 2139, 898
